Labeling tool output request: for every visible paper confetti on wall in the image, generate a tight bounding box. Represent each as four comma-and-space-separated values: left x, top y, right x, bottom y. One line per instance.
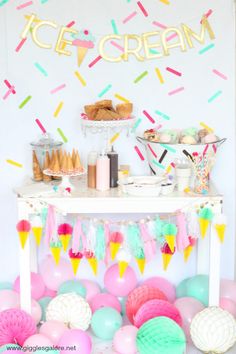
6, 159, 23, 168
19, 95, 32, 109
134, 71, 148, 83
114, 94, 130, 103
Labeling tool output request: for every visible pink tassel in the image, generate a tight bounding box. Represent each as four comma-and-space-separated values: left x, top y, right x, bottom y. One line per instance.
45, 205, 56, 246
104, 222, 111, 265
139, 222, 156, 262
176, 213, 190, 251
72, 218, 86, 253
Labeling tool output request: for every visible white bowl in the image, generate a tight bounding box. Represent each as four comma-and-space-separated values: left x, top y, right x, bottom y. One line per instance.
118, 176, 165, 197
161, 182, 176, 195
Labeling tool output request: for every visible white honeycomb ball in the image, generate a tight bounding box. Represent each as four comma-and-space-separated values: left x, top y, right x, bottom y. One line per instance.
190, 306, 236, 353
46, 293, 92, 330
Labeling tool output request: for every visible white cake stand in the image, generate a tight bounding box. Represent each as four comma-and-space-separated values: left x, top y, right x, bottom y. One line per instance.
43, 169, 86, 192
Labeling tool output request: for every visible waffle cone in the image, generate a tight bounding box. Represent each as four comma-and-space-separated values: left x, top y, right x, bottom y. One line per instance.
43, 151, 52, 182
199, 218, 210, 239
59, 149, 63, 165
184, 245, 193, 262
72, 149, 76, 165
49, 150, 55, 171
77, 46, 88, 66
136, 258, 146, 274
18, 231, 29, 249
52, 152, 60, 174
118, 261, 128, 278
51, 247, 61, 265
32, 227, 43, 246
165, 235, 175, 253
74, 151, 82, 172
162, 253, 172, 271
88, 258, 98, 275
59, 234, 71, 251
33, 151, 43, 182
70, 258, 81, 275
67, 153, 74, 173
110, 242, 120, 260
61, 152, 68, 173
215, 224, 226, 243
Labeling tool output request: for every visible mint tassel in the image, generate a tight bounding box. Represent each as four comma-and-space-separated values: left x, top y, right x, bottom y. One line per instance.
95, 225, 105, 260
199, 207, 213, 220
163, 223, 178, 236
127, 224, 144, 258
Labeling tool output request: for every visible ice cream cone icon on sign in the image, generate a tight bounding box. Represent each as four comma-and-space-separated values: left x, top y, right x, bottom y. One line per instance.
72, 29, 95, 67
16, 220, 31, 249
161, 243, 175, 271
58, 223, 73, 252
163, 223, 177, 253
69, 248, 83, 275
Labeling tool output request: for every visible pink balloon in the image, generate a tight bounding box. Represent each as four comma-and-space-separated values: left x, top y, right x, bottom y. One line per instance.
220, 279, 236, 302
90, 293, 122, 313
104, 265, 137, 297
0, 290, 20, 311
31, 299, 42, 325
174, 297, 205, 339
80, 279, 101, 302
113, 325, 138, 354
220, 297, 236, 317
58, 329, 92, 354
24, 334, 53, 354
143, 277, 176, 303
40, 256, 74, 291
44, 288, 57, 298
14, 273, 45, 300
40, 320, 68, 344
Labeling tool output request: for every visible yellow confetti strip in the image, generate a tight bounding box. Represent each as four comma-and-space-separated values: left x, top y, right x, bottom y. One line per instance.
155, 68, 164, 84
114, 94, 130, 103
200, 122, 214, 133
6, 159, 23, 168
24, 15, 41, 23
75, 71, 86, 86
160, 0, 170, 4
54, 101, 64, 118
110, 132, 120, 144
166, 165, 172, 174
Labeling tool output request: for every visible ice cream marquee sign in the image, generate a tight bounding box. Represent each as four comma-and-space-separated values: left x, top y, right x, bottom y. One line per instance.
21, 14, 215, 63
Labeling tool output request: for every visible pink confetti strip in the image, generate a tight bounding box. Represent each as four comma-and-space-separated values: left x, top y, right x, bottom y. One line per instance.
171, 162, 176, 168
212, 69, 227, 80
166, 33, 178, 42
3, 88, 15, 100
166, 67, 182, 77
15, 37, 27, 52
110, 41, 124, 52
4, 80, 16, 94
123, 11, 137, 24
143, 110, 155, 124
200, 9, 213, 23
168, 87, 184, 96
134, 146, 145, 161
147, 143, 157, 158
66, 21, 75, 28
212, 144, 217, 153
152, 21, 167, 29
203, 144, 209, 155
154, 124, 162, 130
16, 1, 33, 10
137, 1, 148, 17
88, 55, 102, 68
50, 84, 66, 94
35, 118, 46, 133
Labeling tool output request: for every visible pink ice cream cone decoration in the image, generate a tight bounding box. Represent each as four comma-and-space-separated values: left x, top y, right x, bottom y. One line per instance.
72, 29, 95, 67
16, 220, 31, 249
183, 236, 197, 262
85, 250, 98, 275
109, 232, 124, 260
161, 243, 175, 271
69, 248, 83, 275
58, 223, 73, 252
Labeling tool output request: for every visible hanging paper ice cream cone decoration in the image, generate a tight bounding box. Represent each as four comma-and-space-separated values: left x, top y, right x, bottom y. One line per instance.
116, 248, 131, 278
198, 208, 213, 239
109, 232, 123, 260
88, 257, 98, 275
183, 236, 197, 262
72, 29, 95, 67
161, 243, 175, 271
58, 223, 73, 251
69, 248, 83, 275
213, 214, 227, 243
50, 240, 62, 265
118, 261, 128, 278
16, 220, 31, 249
31, 215, 43, 246
163, 224, 177, 253
136, 257, 146, 274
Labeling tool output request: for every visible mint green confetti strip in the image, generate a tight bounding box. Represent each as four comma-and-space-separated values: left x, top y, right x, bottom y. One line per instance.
57, 128, 68, 143
111, 19, 118, 35
41, 0, 48, 3
152, 159, 165, 170
134, 71, 148, 84
155, 110, 170, 120
19, 96, 32, 109
199, 43, 215, 55
160, 144, 176, 153
34, 62, 48, 77
208, 90, 222, 103
149, 49, 160, 55
98, 84, 112, 98
131, 118, 142, 133
0, 0, 9, 7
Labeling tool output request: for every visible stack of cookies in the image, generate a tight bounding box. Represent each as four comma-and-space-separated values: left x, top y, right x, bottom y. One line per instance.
84, 100, 133, 121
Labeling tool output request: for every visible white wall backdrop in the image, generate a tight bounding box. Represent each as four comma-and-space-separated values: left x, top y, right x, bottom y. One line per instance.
0, 0, 235, 283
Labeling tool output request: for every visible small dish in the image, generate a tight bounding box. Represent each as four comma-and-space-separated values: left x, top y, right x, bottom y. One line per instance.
161, 182, 176, 195
118, 176, 166, 197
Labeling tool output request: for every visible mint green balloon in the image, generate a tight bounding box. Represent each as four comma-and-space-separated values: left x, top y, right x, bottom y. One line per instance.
38, 296, 52, 322
0, 344, 21, 353
186, 275, 209, 306
91, 307, 122, 340
137, 317, 186, 354
57, 280, 86, 298
0, 282, 12, 291
176, 278, 190, 298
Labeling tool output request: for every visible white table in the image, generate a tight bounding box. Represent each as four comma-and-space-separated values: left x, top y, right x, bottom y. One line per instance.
14, 177, 223, 314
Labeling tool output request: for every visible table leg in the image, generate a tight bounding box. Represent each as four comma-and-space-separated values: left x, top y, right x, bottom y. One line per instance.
18, 200, 32, 314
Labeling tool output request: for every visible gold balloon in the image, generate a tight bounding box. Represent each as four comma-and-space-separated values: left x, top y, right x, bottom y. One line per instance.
99, 35, 122, 62
21, 13, 37, 39
55, 27, 78, 56
32, 20, 57, 49
182, 16, 215, 48
161, 27, 187, 56
123, 34, 144, 61
142, 31, 163, 59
